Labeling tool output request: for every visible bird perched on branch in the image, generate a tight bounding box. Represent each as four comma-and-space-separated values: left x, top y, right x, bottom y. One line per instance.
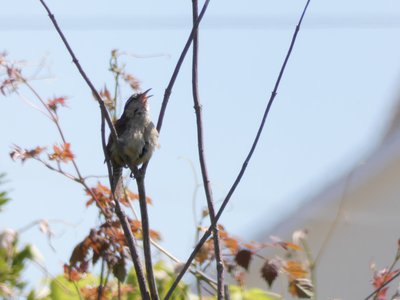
106, 89, 158, 195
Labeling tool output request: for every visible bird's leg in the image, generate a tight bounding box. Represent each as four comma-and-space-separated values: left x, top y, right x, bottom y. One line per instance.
129, 165, 140, 180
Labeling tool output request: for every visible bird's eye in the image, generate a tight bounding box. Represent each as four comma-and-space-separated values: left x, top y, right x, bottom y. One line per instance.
134, 108, 141, 115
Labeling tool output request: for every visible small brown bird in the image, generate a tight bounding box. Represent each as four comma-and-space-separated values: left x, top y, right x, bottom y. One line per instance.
106, 89, 158, 194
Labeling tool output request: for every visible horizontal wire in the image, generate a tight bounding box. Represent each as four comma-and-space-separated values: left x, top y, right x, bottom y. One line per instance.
2, 15, 400, 31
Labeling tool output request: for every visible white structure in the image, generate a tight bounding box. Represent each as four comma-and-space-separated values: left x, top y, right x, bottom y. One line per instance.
247, 105, 400, 299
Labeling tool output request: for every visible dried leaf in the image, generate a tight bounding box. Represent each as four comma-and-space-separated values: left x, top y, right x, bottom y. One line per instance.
271, 235, 302, 251
63, 264, 81, 281
261, 260, 279, 288
122, 73, 140, 91
86, 182, 112, 209
49, 143, 74, 162
284, 260, 308, 279
10, 145, 45, 162
113, 258, 127, 282
195, 239, 213, 264
149, 229, 161, 241
288, 278, 314, 298
235, 249, 252, 271
99, 85, 114, 112
70, 239, 90, 266
292, 229, 308, 245
224, 237, 239, 254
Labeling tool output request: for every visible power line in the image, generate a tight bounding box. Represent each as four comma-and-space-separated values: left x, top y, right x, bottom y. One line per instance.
1, 15, 400, 31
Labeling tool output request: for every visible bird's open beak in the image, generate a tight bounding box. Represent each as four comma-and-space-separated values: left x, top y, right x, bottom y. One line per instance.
143, 88, 153, 98
140, 88, 152, 103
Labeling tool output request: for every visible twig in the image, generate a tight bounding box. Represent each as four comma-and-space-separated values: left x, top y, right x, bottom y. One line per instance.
20, 79, 109, 217
224, 285, 230, 300
97, 258, 105, 300
37, 1, 149, 298
164, 1, 311, 297
37, 0, 117, 143
191, 0, 223, 299
315, 166, 358, 265
370, 246, 400, 300
365, 270, 400, 300
126, 198, 218, 291
155, 0, 212, 134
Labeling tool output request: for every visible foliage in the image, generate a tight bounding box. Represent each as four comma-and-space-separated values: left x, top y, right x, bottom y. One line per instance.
0, 174, 10, 211
0, 177, 37, 299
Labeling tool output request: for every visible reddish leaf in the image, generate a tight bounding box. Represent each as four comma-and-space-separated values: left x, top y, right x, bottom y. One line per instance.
47, 96, 67, 111
284, 260, 308, 279
63, 264, 81, 281
235, 249, 252, 271
149, 229, 161, 241
224, 237, 239, 254
372, 268, 400, 300
86, 182, 112, 209
261, 260, 279, 288
49, 143, 74, 162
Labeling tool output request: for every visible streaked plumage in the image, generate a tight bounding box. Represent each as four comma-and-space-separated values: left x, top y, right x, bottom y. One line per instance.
106, 89, 158, 194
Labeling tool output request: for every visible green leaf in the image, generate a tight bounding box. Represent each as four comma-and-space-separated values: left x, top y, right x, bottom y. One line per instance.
49, 274, 97, 300
229, 286, 282, 300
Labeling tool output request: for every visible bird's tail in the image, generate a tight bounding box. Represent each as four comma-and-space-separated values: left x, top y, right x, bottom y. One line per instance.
111, 166, 123, 199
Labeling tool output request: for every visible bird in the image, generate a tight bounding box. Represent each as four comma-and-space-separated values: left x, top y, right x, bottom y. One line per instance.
106, 89, 158, 196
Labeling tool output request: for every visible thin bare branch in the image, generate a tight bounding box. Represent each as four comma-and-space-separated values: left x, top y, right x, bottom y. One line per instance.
133, 169, 159, 300
191, 0, 223, 299
164, 1, 311, 297
136, 2, 212, 296
37, 0, 117, 143
365, 270, 400, 300
155, 0, 211, 134
126, 195, 218, 291
37, 1, 149, 298
100, 111, 150, 300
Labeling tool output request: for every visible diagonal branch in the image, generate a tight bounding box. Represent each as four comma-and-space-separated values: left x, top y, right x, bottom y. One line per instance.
137, 1, 213, 297
155, 0, 212, 134
37, 1, 149, 299
164, 1, 311, 298
38, 0, 117, 144
365, 269, 400, 300
191, 0, 224, 299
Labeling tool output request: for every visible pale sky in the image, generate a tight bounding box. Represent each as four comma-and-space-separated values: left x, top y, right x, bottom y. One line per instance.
2, 0, 400, 290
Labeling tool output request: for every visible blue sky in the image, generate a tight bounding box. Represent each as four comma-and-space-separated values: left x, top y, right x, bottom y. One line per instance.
2, 0, 400, 290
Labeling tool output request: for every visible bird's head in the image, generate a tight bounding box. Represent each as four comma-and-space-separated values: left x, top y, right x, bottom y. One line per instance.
123, 89, 152, 119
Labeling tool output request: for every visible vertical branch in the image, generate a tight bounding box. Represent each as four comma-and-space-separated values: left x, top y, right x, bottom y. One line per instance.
37, 1, 149, 298
101, 112, 150, 300
164, 1, 311, 298
138, 1, 213, 296
156, 0, 211, 134
191, 0, 224, 299
133, 169, 159, 300
97, 258, 105, 300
